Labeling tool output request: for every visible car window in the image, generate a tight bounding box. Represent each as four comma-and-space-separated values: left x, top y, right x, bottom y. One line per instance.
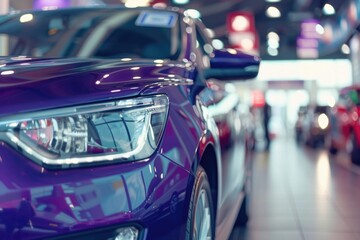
0, 8, 181, 60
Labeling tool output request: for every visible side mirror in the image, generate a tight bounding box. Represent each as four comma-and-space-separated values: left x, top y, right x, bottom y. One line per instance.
205, 49, 260, 81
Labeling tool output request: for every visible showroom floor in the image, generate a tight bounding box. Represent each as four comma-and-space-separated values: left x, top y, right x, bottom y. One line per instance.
229, 136, 360, 240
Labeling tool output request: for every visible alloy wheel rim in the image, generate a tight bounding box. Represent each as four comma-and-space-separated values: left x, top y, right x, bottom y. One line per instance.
193, 189, 212, 240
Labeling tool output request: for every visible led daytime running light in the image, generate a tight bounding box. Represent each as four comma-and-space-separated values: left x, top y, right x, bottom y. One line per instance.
0, 95, 168, 168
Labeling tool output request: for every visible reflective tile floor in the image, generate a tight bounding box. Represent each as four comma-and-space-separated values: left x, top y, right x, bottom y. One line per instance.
229, 136, 360, 240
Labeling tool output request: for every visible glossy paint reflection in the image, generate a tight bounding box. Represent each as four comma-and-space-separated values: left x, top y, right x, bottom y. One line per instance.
316, 151, 331, 195
0, 143, 190, 238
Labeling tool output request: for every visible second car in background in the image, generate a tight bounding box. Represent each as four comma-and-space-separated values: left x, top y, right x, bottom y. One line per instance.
296, 105, 330, 148
328, 84, 360, 165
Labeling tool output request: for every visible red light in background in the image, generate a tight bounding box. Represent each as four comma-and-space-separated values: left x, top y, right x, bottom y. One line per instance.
227, 12, 256, 33
227, 12, 259, 55
252, 90, 265, 108
150, 0, 168, 6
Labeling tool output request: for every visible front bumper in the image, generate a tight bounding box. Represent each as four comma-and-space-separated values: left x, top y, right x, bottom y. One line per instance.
0, 141, 192, 239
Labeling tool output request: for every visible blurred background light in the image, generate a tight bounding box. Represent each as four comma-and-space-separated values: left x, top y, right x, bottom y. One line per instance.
268, 38, 279, 49
327, 96, 336, 107
123, 0, 151, 8
184, 9, 201, 18
318, 113, 329, 130
267, 32, 280, 41
212, 39, 224, 49
266, 6, 281, 18
240, 38, 255, 50
341, 44, 350, 55
322, 3, 335, 15
205, 28, 215, 38
315, 24, 325, 35
33, 0, 70, 9
173, 0, 189, 4
231, 15, 250, 31
267, 47, 279, 56
20, 14, 33, 23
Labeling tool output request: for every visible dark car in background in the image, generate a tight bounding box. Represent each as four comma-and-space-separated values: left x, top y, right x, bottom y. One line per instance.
0, 6, 260, 240
328, 85, 360, 165
296, 105, 330, 147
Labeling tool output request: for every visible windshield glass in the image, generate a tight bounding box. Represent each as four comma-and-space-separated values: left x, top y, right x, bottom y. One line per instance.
0, 8, 181, 60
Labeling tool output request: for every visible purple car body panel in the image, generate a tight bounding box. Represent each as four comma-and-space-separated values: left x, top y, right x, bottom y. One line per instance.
0, 6, 259, 240
0, 58, 192, 116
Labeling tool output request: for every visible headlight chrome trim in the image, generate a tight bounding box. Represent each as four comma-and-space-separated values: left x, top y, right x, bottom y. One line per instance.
0, 95, 169, 169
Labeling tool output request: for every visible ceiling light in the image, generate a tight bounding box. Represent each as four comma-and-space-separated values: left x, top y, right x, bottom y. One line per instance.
268, 39, 279, 49
315, 24, 325, 35
265, 0, 281, 2
267, 47, 278, 56
267, 32, 280, 41
173, 0, 189, 4
323, 3, 335, 15
184, 9, 201, 18
266, 6, 281, 18
341, 44, 350, 55
123, 0, 151, 8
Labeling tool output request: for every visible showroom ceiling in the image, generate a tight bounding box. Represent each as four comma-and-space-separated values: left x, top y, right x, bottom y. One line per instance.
101, 0, 352, 60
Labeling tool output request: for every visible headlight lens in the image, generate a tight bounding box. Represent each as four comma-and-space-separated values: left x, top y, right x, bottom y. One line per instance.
317, 113, 329, 130
0, 95, 168, 168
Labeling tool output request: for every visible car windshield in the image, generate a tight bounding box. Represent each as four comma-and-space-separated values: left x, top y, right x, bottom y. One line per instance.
0, 8, 181, 60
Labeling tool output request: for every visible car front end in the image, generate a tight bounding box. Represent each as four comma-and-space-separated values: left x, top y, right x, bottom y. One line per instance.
0, 58, 201, 240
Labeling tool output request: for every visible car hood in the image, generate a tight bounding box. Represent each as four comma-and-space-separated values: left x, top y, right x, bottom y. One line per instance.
0, 57, 190, 117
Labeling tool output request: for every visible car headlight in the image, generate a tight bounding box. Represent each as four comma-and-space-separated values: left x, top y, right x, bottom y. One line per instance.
317, 113, 329, 130
0, 95, 168, 168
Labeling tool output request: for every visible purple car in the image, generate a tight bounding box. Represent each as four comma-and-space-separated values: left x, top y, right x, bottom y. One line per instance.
0, 6, 260, 240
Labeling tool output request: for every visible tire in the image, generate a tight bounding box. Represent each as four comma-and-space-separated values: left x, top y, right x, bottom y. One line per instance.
186, 166, 215, 240
329, 145, 338, 155
326, 135, 338, 155
235, 195, 249, 226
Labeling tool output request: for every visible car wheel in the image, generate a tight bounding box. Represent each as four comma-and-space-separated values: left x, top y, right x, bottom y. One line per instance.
186, 166, 215, 240
329, 145, 338, 155
235, 194, 249, 226
325, 135, 338, 155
